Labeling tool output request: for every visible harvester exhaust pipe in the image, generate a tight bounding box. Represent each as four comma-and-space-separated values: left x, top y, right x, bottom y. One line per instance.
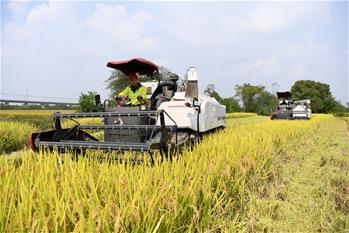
95, 94, 104, 111
185, 67, 198, 99
95, 94, 101, 106
54, 113, 62, 130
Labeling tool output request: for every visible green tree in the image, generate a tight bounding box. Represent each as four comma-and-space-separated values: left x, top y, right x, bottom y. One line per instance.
254, 91, 278, 115
204, 84, 222, 102
235, 83, 277, 115
220, 97, 241, 113
105, 70, 129, 97
77, 91, 99, 112
235, 84, 265, 112
291, 80, 345, 113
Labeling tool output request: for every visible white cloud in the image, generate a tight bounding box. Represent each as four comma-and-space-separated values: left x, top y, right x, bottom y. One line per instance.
85, 3, 155, 49
239, 3, 309, 32
278, 35, 331, 68
164, 2, 330, 48
2, 2, 157, 99
293, 64, 305, 77
6, 0, 31, 24
240, 2, 331, 33
168, 15, 239, 47
2, 1, 346, 104
255, 57, 279, 68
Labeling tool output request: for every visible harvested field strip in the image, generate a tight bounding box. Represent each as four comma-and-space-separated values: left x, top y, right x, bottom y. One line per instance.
254, 117, 349, 232
229, 115, 268, 127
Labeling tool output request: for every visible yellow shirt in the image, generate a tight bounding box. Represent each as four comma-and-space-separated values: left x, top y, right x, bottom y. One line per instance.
118, 84, 147, 105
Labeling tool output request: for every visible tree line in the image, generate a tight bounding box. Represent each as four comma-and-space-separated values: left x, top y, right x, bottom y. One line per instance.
78, 67, 348, 115
205, 80, 348, 115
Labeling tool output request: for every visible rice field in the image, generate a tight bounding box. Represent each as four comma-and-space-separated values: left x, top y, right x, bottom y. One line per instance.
0, 110, 76, 130
226, 112, 257, 119
0, 121, 38, 154
0, 110, 74, 120
0, 110, 348, 232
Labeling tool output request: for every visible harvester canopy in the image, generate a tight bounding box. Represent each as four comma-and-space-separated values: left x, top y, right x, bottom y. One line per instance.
107, 58, 158, 77
277, 91, 291, 99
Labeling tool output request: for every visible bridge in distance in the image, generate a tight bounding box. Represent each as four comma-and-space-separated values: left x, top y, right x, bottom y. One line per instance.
0, 93, 78, 106
0, 99, 78, 105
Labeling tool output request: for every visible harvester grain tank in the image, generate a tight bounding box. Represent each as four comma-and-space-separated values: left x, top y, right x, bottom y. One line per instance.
29, 58, 226, 159
271, 91, 311, 120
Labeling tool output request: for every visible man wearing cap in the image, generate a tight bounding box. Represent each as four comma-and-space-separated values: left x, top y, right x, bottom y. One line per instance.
116, 72, 147, 106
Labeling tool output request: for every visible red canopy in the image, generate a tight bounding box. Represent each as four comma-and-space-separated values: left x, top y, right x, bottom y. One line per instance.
277, 91, 291, 99
107, 58, 158, 76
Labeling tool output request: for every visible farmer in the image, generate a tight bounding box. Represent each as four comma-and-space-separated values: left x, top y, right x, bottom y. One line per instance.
115, 72, 147, 106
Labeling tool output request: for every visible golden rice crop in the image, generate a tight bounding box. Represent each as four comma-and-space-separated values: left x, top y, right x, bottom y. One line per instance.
226, 112, 257, 119
0, 114, 332, 232
61, 118, 103, 128
0, 111, 108, 153
0, 122, 38, 154
0, 110, 74, 120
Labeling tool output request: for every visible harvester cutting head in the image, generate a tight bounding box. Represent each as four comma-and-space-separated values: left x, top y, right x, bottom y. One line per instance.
29, 58, 226, 161
271, 91, 311, 120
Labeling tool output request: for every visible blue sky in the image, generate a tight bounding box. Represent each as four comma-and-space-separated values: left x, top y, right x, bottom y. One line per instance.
1, 1, 348, 104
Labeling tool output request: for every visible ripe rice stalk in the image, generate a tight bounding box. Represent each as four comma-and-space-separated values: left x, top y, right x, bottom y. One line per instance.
0, 114, 332, 232
0, 122, 38, 154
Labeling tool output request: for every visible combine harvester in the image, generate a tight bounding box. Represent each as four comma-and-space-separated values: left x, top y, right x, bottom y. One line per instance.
271, 91, 311, 120
29, 58, 226, 161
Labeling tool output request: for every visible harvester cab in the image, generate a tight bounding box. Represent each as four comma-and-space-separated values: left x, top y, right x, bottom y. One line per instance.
271, 91, 311, 120
29, 58, 226, 160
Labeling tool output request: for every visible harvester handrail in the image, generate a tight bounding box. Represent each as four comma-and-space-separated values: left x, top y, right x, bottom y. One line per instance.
162, 110, 177, 125
53, 111, 158, 119
77, 125, 177, 130
161, 109, 178, 145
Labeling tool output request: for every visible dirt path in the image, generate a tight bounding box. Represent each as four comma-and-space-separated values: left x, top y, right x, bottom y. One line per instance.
257, 117, 349, 232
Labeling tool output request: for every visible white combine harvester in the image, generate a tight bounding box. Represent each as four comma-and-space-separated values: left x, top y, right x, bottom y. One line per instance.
271, 91, 311, 120
30, 58, 226, 161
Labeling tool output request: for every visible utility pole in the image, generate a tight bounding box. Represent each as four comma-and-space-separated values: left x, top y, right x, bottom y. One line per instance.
271, 82, 279, 94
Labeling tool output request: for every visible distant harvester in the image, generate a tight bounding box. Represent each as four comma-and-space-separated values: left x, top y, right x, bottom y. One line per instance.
271, 91, 311, 120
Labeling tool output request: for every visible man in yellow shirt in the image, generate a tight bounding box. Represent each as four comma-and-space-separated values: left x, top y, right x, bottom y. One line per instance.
116, 72, 147, 106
